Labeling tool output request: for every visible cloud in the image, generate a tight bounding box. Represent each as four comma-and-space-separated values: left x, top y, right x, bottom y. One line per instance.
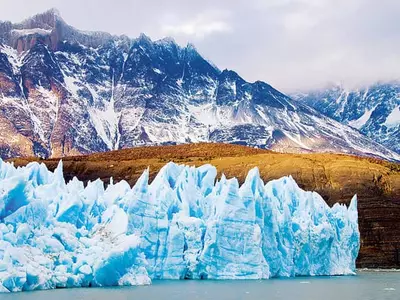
0, 0, 399, 92
283, 11, 318, 33
161, 11, 231, 40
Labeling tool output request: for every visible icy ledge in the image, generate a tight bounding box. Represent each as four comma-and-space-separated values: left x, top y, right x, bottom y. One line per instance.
0, 159, 360, 292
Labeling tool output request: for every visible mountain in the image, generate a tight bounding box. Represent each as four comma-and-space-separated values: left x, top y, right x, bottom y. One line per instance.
292, 83, 400, 154
0, 9, 399, 161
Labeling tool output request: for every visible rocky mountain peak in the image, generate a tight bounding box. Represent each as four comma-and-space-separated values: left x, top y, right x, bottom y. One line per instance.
2, 8, 65, 52
156, 37, 177, 46
184, 42, 200, 56
136, 33, 152, 44
19, 8, 62, 30
1, 9, 116, 52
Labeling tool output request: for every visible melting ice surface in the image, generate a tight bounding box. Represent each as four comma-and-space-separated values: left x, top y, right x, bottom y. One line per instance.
0, 159, 360, 292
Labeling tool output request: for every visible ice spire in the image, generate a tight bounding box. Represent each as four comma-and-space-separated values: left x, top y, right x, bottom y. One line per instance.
0, 161, 360, 292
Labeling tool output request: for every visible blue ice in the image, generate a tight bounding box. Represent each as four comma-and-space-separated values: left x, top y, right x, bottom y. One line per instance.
0, 159, 360, 292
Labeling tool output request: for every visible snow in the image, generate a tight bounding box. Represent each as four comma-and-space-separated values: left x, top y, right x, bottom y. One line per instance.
0, 159, 360, 292
384, 106, 400, 129
11, 29, 52, 37
229, 81, 237, 96
1, 37, 397, 161
348, 107, 375, 130
88, 90, 120, 150
0, 45, 25, 74
188, 103, 217, 126
62, 74, 80, 97
334, 91, 349, 118
283, 131, 311, 150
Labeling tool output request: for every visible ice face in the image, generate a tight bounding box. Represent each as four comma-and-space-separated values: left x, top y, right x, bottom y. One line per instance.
0, 159, 360, 292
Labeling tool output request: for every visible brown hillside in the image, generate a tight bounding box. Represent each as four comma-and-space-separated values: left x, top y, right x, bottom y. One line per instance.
10, 143, 400, 268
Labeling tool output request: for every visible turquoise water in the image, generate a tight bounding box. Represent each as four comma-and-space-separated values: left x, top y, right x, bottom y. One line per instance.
1, 271, 399, 300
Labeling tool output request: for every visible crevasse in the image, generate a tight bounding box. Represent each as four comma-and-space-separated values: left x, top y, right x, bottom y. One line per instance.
0, 159, 360, 292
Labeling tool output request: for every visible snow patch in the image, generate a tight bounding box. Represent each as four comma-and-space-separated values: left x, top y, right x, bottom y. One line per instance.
88, 76, 120, 150
11, 28, 52, 37
384, 106, 400, 129
348, 107, 375, 130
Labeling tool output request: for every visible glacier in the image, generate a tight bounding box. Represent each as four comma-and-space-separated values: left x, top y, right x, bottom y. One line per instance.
0, 159, 360, 292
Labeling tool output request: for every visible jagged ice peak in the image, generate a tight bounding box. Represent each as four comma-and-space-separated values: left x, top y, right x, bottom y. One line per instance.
0, 159, 360, 292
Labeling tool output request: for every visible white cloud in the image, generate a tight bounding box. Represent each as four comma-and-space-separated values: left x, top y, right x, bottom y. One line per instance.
283, 11, 318, 33
161, 11, 231, 39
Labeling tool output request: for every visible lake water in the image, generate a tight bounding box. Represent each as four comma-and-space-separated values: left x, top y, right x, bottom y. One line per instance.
1, 271, 399, 300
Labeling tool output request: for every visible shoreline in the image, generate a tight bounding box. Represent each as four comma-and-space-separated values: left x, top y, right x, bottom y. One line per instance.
358, 268, 400, 272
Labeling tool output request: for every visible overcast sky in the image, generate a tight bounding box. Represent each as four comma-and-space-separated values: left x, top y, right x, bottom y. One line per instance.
1, 0, 399, 92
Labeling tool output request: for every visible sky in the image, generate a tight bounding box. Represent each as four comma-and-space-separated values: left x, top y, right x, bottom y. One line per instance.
1, 0, 399, 92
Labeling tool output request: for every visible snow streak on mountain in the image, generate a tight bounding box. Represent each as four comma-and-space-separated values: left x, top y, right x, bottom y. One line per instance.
0, 9, 398, 161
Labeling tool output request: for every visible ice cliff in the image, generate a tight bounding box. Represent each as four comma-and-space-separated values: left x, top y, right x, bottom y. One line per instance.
0, 159, 360, 292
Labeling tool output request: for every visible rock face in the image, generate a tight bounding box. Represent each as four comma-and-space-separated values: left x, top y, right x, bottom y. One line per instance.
293, 83, 400, 154
0, 9, 399, 161
0, 9, 114, 52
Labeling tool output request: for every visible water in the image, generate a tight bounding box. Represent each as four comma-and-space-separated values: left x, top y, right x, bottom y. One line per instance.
1, 271, 399, 300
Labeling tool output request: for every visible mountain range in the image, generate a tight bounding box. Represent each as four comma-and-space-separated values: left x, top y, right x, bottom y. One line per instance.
293, 83, 400, 154
0, 9, 398, 161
